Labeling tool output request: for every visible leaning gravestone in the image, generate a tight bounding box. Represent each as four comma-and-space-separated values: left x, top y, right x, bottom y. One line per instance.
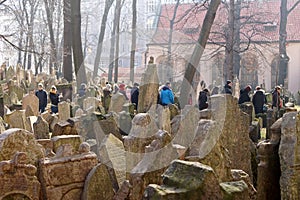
58, 101, 70, 121
83, 97, 100, 112
82, 163, 115, 200
109, 92, 126, 113
138, 64, 159, 113
6, 66, 15, 80
99, 133, 126, 188
22, 94, 39, 116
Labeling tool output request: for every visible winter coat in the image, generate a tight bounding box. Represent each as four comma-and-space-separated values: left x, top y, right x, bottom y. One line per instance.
130, 87, 139, 107
252, 90, 266, 114
160, 86, 174, 106
198, 91, 208, 110
49, 92, 59, 106
238, 89, 251, 104
78, 88, 86, 97
36, 89, 47, 111
223, 84, 232, 95
272, 90, 281, 108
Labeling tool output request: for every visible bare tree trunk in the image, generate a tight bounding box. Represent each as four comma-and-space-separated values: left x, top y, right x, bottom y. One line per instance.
114, 0, 122, 83
130, 0, 137, 83
43, 0, 56, 74
233, 0, 241, 77
83, 15, 88, 58
279, 0, 289, 86
71, 0, 87, 87
179, 0, 221, 108
223, 0, 234, 82
93, 0, 114, 79
63, 0, 73, 82
167, 0, 180, 83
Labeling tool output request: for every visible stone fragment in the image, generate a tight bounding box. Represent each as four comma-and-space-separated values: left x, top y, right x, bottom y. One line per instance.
51, 135, 83, 154
58, 101, 70, 121
220, 180, 249, 200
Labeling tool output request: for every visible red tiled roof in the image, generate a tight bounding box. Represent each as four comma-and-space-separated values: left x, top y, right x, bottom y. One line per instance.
151, 0, 300, 45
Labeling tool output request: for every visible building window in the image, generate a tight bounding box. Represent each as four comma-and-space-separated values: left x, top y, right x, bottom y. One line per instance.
147, 0, 155, 12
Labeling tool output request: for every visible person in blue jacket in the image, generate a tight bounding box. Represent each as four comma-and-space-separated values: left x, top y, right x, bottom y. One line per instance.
160, 82, 174, 106
35, 83, 47, 113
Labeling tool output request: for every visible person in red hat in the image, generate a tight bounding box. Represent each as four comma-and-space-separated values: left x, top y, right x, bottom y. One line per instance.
119, 83, 128, 100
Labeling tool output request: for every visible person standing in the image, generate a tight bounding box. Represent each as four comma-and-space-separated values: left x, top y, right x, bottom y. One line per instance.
160, 82, 174, 106
49, 85, 59, 114
198, 88, 209, 110
252, 86, 266, 115
102, 84, 112, 113
223, 80, 232, 95
119, 83, 129, 100
238, 85, 252, 104
130, 82, 139, 110
35, 83, 47, 113
272, 86, 282, 109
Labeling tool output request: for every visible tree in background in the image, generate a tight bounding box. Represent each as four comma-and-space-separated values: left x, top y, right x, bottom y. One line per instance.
62, 0, 72, 82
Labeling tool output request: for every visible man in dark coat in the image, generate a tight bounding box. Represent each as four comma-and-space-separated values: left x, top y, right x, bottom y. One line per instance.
238, 85, 252, 104
252, 86, 266, 114
130, 82, 139, 110
223, 80, 232, 95
35, 83, 47, 113
198, 88, 209, 110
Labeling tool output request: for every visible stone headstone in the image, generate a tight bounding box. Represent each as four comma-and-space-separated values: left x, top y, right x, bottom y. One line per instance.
22, 94, 39, 116
83, 97, 100, 112
4, 110, 26, 129
10, 91, 18, 104
82, 164, 115, 200
33, 116, 49, 139
109, 92, 126, 113
0, 128, 44, 165
279, 112, 300, 199
119, 111, 132, 135
220, 180, 249, 200
9, 85, 24, 100
58, 101, 70, 121
157, 106, 171, 134
6, 66, 15, 80
138, 64, 159, 113
39, 146, 97, 200
3, 93, 10, 106
99, 134, 126, 188
0, 152, 40, 200
25, 104, 35, 117
51, 135, 83, 154
52, 121, 77, 137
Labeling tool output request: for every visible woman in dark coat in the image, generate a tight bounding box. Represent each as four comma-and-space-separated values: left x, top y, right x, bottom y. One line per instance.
49, 85, 59, 113
198, 88, 209, 110
252, 86, 266, 114
238, 85, 252, 104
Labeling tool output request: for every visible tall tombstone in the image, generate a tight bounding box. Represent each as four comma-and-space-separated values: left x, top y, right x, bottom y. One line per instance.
137, 64, 159, 113
279, 112, 300, 199
33, 116, 49, 139
10, 91, 18, 105
109, 92, 126, 113
22, 94, 39, 116
58, 101, 70, 121
6, 66, 15, 80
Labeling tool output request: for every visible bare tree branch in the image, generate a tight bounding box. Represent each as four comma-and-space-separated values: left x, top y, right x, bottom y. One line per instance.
0, 0, 8, 6
288, 0, 300, 14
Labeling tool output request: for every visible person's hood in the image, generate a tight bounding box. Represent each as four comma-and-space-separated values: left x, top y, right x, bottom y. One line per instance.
162, 86, 170, 90
255, 89, 265, 94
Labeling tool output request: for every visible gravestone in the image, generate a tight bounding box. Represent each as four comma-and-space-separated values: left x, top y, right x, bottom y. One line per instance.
279, 112, 300, 199
0, 128, 44, 165
6, 66, 15, 80
109, 92, 126, 113
33, 116, 49, 139
99, 133, 126, 188
51, 135, 83, 154
58, 101, 70, 121
25, 104, 35, 117
22, 94, 39, 116
82, 164, 115, 200
119, 111, 132, 135
10, 91, 18, 104
3, 93, 10, 106
0, 152, 40, 200
157, 106, 171, 134
137, 64, 159, 113
0, 97, 4, 118
9, 85, 24, 100
4, 110, 26, 129
83, 97, 100, 112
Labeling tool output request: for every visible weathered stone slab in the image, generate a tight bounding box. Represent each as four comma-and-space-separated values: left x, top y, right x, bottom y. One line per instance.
157, 106, 171, 134
52, 121, 77, 137
138, 64, 159, 113
220, 180, 249, 200
33, 116, 49, 139
279, 112, 300, 199
82, 163, 115, 200
83, 97, 100, 113
4, 110, 27, 129
0, 152, 40, 200
0, 128, 44, 165
39, 150, 97, 200
144, 160, 222, 199
22, 94, 39, 116
99, 134, 126, 188
58, 101, 70, 121
51, 135, 83, 154
109, 92, 126, 113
